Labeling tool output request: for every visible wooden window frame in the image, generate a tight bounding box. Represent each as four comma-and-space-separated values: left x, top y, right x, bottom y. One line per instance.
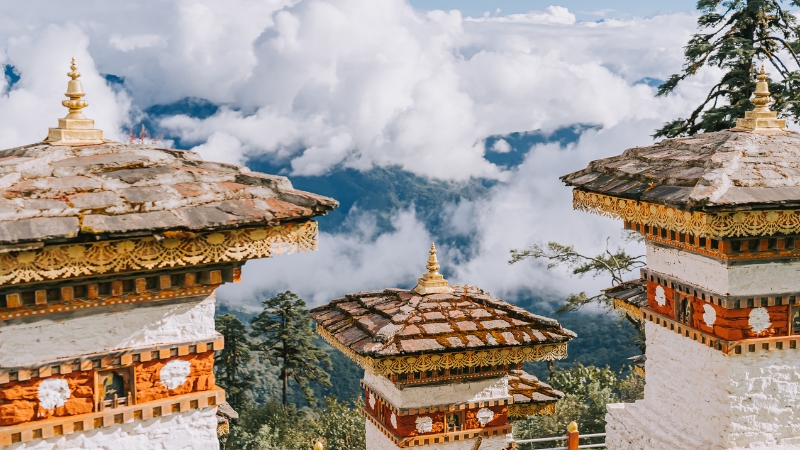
94, 366, 136, 411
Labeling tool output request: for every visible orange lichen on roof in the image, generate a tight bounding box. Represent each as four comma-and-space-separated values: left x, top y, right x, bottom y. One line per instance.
310, 284, 575, 359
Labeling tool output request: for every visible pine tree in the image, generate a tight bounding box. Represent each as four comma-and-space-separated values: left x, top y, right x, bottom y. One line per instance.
655, 0, 800, 138
215, 314, 254, 412
250, 291, 332, 406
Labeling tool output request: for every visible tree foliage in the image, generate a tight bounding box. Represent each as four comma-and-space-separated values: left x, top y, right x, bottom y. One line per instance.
513, 363, 644, 449
509, 239, 645, 314
220, 397, 366, 450
250, 291, 332, 406
215, 313, 254, 411
655, 0, 800, 138
309, 397, 367, 450
220, 399, 311, 450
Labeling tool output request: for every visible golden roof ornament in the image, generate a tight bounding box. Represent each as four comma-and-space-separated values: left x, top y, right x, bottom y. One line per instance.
44, 57, 105, 146
733, 65, 787, 132
412, 243, 454, 295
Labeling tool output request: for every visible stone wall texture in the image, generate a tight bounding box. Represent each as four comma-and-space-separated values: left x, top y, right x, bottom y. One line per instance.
6, 408, 219, 450
606, 322, 800, 449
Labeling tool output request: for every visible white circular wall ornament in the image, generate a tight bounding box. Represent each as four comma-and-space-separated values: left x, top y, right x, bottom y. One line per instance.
749, 307, 772, 334
415, 416, 433, 433
368, 392, 376, 409
476, 408, 494, 426
159, 360, 192, 390
655, 286, 667, 307
702, 304, 717, 327
38, 378, 70, 410
390, 413, 398, 429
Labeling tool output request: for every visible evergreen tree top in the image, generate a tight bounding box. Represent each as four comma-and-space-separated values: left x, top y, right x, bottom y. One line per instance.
656, 0, 800, 138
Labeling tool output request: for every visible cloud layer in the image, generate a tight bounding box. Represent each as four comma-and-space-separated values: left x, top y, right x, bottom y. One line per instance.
0, 0, 704, 178
0, 1, 723, 307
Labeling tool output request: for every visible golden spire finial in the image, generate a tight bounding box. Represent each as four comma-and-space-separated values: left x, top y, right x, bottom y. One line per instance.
63, 57, 88, 119
752, 65, 772, 113
44, 57, 105, 146
733, 64, 786, 132
426, 242, 440, 274
413, 242, 453, 295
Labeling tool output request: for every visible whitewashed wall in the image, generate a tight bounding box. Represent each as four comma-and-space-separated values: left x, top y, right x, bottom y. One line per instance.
363, 371, 511, 408
8, 408, 218, 450
646, 242, 800, 296
606, 322, 800, 449
0, 293, 218, 367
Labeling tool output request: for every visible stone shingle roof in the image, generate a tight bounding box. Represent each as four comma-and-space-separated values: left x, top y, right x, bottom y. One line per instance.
309, 284, 575, 358
604, 279, 647, 309
216, 402, 239, 421
0, 142, 337, 245
507, 370, 563, 404
561, 130, 800, 211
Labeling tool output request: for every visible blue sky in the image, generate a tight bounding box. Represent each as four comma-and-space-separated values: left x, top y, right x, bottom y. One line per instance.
409, 0, 699, 20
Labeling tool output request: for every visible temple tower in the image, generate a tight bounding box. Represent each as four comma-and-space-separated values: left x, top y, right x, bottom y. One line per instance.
0, 60, 336, 449
563, 67, 800, 449
310, 244, 573, 450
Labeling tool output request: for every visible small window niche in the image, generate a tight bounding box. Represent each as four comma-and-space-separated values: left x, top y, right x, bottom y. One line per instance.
791, 305, 800, 335
445, 411, 464, 432
96, 367, 134, 410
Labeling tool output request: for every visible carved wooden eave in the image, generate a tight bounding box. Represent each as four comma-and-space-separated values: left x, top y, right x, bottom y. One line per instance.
0, 222, 317, 286
507, 402, 556, 419
571, 190, 800, 239
317, 325, 568, 376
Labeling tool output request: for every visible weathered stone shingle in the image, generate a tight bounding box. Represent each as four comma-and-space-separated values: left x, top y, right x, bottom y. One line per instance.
310, 284, 575, 358
0, 142, 337, 244
561, 130, 800, 211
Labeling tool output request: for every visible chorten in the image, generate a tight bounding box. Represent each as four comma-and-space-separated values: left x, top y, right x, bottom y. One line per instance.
310, 243, 573, 450
562, 66, 800, 448
0, 59, 337, 449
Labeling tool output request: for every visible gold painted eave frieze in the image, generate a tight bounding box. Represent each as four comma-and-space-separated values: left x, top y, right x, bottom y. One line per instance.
0, 221, 318, 286
508, 402, 556, 419
612, 298, 643, 323
317, 327, 568, 376
573, 189, 800, 238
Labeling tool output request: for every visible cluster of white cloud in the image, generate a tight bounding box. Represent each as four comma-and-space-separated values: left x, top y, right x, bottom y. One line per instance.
0, 1, 724, 307
466, 5, 576, 24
